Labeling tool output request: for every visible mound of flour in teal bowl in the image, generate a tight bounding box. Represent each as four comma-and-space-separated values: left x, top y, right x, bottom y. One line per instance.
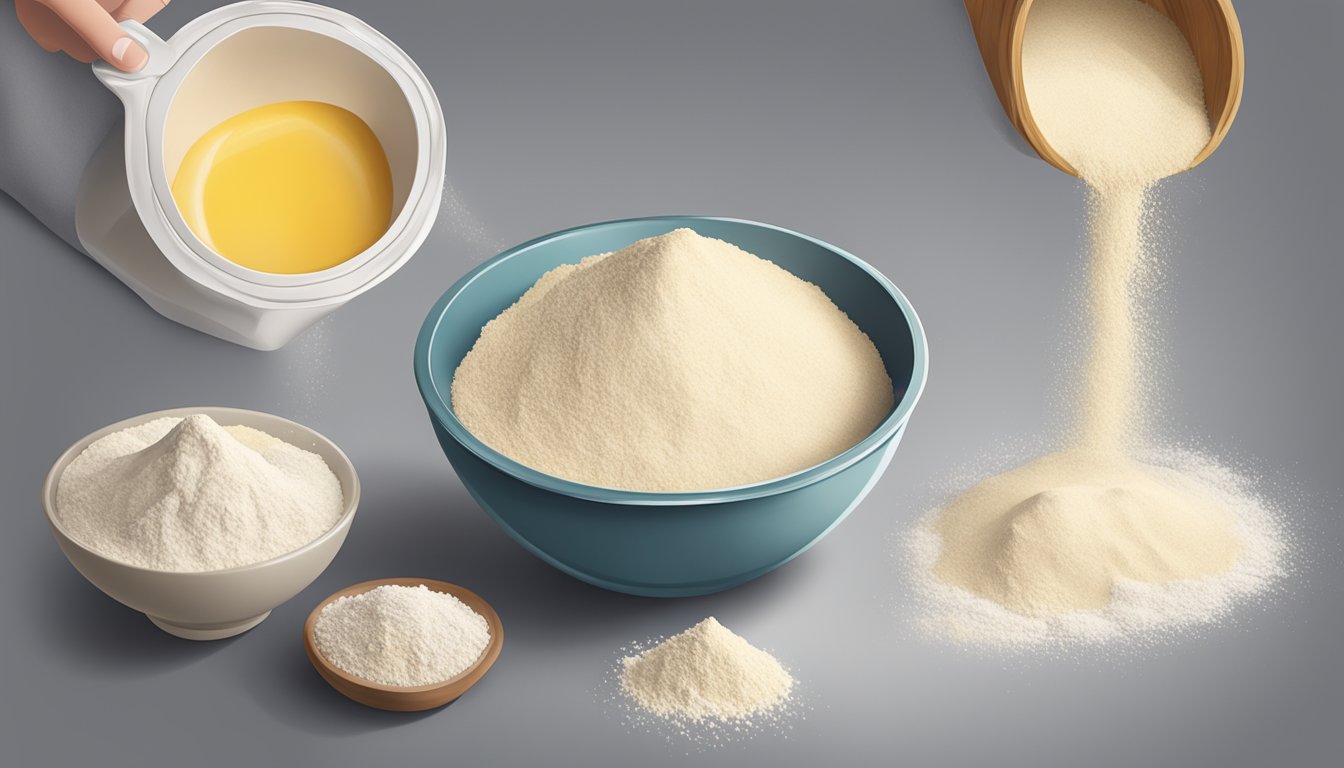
451, 227, 895, 492
415, 216, 927, 596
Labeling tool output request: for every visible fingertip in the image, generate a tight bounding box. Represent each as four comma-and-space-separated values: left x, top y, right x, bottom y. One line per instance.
110, 36, 147, 71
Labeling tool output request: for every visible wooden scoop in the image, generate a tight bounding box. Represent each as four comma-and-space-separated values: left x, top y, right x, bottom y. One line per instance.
964, 0, 1244, 175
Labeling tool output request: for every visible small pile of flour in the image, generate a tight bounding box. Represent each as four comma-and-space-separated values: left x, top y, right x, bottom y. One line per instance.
908, 0, 1287, 646
620, 617, 794, 723
451, 228, 894, 492
313, 584, 491, 687
55, 414, 343, 572
905, 449, 1287, 648
933, 451, 1243, 618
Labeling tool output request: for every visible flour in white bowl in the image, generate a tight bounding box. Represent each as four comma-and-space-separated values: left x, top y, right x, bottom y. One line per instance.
55, 414, 344, 572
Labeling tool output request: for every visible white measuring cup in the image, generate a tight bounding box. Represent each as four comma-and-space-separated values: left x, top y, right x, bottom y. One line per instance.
76, 1, 445, 350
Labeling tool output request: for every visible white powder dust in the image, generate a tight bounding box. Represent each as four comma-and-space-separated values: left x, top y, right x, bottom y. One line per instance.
619, 617, 795, 727
55, 414, 344, 572
907, 0, 1286, 646
451, 228, 894, 492
313, 584, 491, 687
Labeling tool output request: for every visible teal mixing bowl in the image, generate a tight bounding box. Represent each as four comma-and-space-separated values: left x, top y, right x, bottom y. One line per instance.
414, 216, 927, 596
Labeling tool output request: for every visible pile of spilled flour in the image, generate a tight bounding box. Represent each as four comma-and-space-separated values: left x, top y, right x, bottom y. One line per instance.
617, 617, 797, 740
55, 414, 344, 572
451, 228, 893, 492
906, 0, 1286, 648
313, 584, 491, 687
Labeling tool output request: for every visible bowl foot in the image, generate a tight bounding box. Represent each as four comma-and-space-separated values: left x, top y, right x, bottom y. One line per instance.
147, 611, 271, 641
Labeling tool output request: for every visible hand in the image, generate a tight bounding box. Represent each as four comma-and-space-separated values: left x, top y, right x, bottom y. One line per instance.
16, 0, 171, 72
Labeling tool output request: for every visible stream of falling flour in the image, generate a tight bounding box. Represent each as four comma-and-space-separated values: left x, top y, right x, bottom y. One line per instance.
921, 0, 1281, 630
1077, 183, 1146, 451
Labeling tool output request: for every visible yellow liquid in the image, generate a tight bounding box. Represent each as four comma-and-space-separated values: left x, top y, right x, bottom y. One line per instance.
171, 101, 393, 274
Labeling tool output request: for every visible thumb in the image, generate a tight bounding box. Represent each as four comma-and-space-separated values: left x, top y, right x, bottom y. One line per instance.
36, 0, 149, 71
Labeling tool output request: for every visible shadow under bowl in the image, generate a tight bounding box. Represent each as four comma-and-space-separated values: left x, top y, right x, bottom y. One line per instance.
414, 216, 928, 597
43, 407, 360, 640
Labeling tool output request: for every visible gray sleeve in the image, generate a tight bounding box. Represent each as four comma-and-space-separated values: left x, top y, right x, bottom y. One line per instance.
0, 12, 120, 251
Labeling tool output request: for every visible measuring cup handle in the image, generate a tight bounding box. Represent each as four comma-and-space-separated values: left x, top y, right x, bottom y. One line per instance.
92, 20, 174, 96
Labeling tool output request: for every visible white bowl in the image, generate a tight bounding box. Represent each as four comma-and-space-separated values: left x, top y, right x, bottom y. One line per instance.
43, 407, 360, 640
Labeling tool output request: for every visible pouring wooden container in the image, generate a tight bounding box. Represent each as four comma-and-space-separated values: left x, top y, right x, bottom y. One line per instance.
964, 0, 1244, 175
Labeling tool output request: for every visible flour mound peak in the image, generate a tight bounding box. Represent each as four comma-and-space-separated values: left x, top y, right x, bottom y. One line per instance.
451, 228, 894, 492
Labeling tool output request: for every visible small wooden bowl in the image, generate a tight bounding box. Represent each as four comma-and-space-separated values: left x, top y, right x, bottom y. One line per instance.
303, 577, 504, 712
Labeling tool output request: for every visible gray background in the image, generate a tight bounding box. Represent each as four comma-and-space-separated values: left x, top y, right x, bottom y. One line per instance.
2, 1, 1341, 766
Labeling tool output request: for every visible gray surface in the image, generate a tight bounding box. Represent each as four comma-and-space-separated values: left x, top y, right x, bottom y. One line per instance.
2, 1, 1341, 765
0, 1, 116, 249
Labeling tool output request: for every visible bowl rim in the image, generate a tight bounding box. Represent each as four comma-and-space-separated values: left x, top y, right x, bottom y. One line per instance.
43, 406, 361, 576
414, 215, 929, 506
